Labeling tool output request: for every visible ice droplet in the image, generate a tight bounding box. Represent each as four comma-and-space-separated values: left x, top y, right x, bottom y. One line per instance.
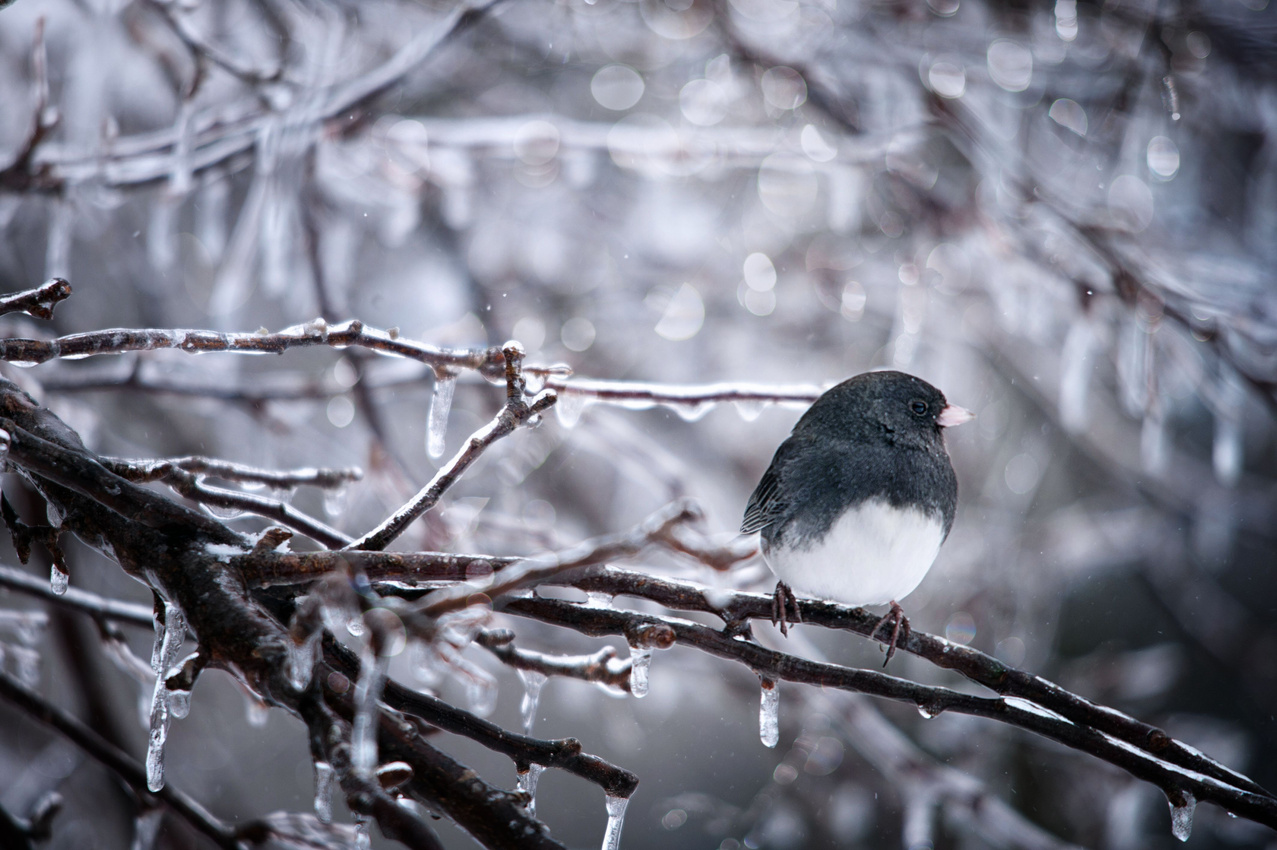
517, 669, 547, 734
146, 600, 185, 791
1169, 791, 1196, 841
49, 562, 69, 596
917, 701, 944, 719
554, 393, 591, 428
628, 644, 652, 699
759, 678, 780, 748
168, 688, 191, 720
585, 591, 613, 608
732, 399, 768, 422
670, 400, 713, 422
516, 763, 546, 816
601, 793, 630, 850
314, 760, 335, 823
351, 651, 389, 774
245, 695, 271, 727
323, 484, 349, 520
427, 372, 457, 459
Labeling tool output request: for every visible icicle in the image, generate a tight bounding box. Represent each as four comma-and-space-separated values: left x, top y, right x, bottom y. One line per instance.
322, 483, 349, 520
314, 760, 335, 823
427, 371, 457, 459
10, 646, 40, 688
147, 197, 179, 274
45, 201, 73, 281
1140, 404, 1168, 474
1168, 791, 1196, 841
759, 678, 780, 748
146, 599, 186, 792
1117, 316, 1150, 418
246, 698, 270, 726
351, 649, 389, 774
130, 807, 164, 850
49, 562, 69, 596
1212, 370, 1246, 487
288, 630, 322, 692
600, 793, 630, 850
1058, 316, 1095, 433
518, 669, 547, 734
628, 645, 652, 699
516, 763, 546, 816
197, 177, 230, 263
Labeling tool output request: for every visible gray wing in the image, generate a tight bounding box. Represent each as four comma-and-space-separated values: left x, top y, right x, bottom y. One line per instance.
740, 441, 795, 533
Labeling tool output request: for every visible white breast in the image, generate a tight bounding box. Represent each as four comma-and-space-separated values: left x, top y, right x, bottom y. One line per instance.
762, 499, 945, 607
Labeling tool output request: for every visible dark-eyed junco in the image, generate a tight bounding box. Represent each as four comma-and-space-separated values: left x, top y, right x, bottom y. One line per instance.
741, 371, 973, 662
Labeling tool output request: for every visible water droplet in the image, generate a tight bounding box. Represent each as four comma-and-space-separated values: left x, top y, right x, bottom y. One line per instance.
601, 793, 630, 850
917, 701, 944, 719
759, 678, 780, 748
732, 399, 768, 421
323, 483, 349, 519
1169, 791, 1196, 841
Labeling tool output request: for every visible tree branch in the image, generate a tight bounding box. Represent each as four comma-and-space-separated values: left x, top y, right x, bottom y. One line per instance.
0, 280, 72, 321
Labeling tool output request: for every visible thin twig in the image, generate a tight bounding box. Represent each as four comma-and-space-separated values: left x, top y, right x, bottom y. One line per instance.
0, 669, 238, 850
476, 630, 631, 692
102, 456, 361, 489
0, 563, 154, 627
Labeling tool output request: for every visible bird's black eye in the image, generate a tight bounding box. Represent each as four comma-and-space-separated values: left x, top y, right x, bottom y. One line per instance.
909, 400, 929, 416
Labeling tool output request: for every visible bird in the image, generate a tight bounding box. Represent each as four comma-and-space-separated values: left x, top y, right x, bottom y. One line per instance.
741, 370, 973, 663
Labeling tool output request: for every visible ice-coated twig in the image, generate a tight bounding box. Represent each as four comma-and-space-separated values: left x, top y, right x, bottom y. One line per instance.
348, 342, 557, 552
0, 563, 154, 628
0, 279, 72, 321
103, 456, 362, 490
235, 549, 521, 589
0, 319, 509, 378
144, 0, 284, 86
98, 460, 352, 548
475, 630, 632, 692
0, 669, 238, 849
548, 375, 822, 411
0, 20, 59, 194
502, 591, 1277, 829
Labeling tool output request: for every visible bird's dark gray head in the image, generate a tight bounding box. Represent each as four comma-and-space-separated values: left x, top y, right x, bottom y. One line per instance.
793, 371, 970, 447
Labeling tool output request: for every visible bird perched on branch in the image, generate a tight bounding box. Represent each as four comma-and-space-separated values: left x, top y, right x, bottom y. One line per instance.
741, 370, 973, 663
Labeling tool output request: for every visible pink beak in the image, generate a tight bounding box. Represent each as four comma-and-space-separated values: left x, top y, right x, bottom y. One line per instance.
937, 404, 975, 428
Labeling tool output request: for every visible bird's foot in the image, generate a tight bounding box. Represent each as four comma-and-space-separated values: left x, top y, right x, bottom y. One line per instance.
771, 581, 802, 637
871, 601, 910, 667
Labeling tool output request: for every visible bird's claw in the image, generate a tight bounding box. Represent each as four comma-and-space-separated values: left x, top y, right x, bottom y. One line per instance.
771, 581, 801, 637
872, 600, 910, 666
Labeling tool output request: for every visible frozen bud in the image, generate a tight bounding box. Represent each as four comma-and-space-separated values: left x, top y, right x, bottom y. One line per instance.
627, 622, 676, 650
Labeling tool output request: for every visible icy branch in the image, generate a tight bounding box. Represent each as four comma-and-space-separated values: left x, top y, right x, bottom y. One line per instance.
0, 279, 72, 320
